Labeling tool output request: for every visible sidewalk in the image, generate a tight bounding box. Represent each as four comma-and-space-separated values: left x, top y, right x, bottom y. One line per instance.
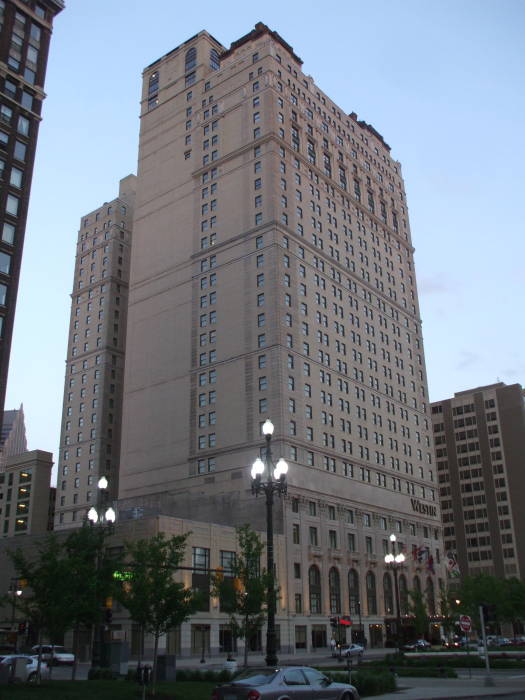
370, 675, 525, 699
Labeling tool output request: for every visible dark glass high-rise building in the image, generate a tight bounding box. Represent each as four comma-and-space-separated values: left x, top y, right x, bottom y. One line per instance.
0, 0, 64, 429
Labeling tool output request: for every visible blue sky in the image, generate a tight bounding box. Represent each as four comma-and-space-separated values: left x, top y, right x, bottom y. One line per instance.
6, 0, 525, 461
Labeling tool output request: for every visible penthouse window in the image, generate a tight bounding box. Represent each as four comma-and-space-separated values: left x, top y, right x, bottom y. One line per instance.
148, 71, 159, 110
210, 48, 220, 71
185, 47, 197, 72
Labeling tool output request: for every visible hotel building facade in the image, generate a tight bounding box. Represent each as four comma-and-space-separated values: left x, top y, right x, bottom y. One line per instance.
113, 24, 445, 652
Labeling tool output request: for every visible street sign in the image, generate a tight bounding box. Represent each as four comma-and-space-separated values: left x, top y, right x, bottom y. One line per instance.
459, 614, 472, 632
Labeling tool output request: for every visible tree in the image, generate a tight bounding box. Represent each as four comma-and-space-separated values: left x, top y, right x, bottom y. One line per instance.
408, 588, 428, 637
7, 524, 119, 681
116, 532, 198, 695
455, 574, 525, 636
439, 583, 461, 642
211, 525, 272, 668
501, 578, 525, 636
7, 535, 72, 682
61, 524, 121, 678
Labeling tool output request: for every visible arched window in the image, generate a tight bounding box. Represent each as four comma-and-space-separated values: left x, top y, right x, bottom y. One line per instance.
398, 574, 409, 615
309, 565, 322, 614
383, 572, 394, 615
413, 575, 421, 594
185, 47, 197, 73
210, 48, 220, 71
426, 577, 435, 615
329, 567, 341, 614
348, 569, 360, 615
366, 571, 377, 615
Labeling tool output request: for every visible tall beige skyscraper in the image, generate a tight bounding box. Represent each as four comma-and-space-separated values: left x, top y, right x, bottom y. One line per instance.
117, 24, 444, 646
54, 175, 136, 529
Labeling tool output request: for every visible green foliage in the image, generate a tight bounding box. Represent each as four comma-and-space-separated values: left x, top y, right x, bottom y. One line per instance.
396, 666, 457, 678
325, 669, 396, 695
408, 588, 428, 635
211, 524, 272, 664
454, 574, 525, 631
380, 653, 525, 670
6, 525, 119, 646
439, 582, 461, 639
6, 534, 72, 643
116, 531, 198, 693
88, 667, 119, 680
117, 532, 198, 638
3, 679, 217, 700
63, 524, 122, 630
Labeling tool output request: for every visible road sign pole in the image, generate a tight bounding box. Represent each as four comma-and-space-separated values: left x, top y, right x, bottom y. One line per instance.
479, 604, 493, 687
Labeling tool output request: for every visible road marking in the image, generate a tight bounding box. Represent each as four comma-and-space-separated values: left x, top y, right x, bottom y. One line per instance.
508, 674, 525, 678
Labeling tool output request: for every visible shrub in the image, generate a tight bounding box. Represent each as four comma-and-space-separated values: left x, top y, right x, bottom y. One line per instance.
88, 667, 118, 680
217, 669, 233, 682
352, 670, 397, 695
325, 669, 396, 695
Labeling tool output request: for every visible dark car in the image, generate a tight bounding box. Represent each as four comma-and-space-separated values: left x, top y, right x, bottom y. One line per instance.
212, 666, 360, 699
402, 639, 431, 651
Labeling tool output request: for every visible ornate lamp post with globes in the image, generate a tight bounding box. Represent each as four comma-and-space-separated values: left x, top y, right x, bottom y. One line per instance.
87, 476, 116, 669
250, 419, 288, 667
384, 533, 405, 651
87, 476, 116, 527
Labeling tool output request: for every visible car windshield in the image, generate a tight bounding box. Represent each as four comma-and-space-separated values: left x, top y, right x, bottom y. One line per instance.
233, 668, 278, 686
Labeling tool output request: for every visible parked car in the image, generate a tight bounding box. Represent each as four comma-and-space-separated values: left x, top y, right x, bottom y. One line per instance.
402, 639, 431, 651
211, 666, 360, 699
0, 654, 50, 682
31, 644, 75, 665
337, 643, 365, 660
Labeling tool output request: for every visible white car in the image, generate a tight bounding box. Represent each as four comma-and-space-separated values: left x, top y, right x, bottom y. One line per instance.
337, 643, 365, 660
31, 644, 75, 665
0, 654, 50, 682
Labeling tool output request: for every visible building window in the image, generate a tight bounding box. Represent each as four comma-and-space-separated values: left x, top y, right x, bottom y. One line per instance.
210, 48, 220, 70
308, 565, 321, 613
329, 567, 341, 613
309, 526, 318, 546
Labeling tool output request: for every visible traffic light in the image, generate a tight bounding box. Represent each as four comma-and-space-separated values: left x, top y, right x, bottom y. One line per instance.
18, 621, 27, 634
330, 616, 339, 627
104, 596, 113, 624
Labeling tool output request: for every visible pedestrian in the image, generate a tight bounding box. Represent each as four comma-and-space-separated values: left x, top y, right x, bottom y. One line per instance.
330, 637, 337, 656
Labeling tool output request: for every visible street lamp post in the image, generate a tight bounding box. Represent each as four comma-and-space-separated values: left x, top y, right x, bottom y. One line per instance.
87, 476, 116, 668
356, 599, 363, 645
250, 419, 288, 667
384, 534, 405, 651
9, 580, 22, 652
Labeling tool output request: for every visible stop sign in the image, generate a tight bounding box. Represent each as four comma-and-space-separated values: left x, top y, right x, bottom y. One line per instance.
459, 615, 472, 632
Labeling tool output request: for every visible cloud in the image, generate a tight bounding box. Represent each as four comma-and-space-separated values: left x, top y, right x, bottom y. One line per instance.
418, 275, 453, 295
456, 351, 480, 370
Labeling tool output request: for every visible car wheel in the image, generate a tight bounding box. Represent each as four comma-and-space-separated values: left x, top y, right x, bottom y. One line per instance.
28, 672, 37, 683
341, 693, 353, 700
